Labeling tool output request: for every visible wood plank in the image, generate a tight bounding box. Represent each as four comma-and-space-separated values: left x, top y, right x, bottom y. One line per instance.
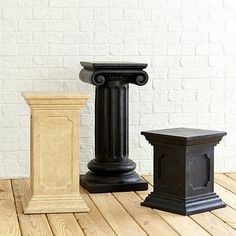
214, 183, 236, 210
215, 173, 236, 194
212, 181, 236, 231
151, 210, 210, 236
191, 211, 236, 236
0, 180, 21, 236
142, 175, 153, 187
47, 213, 84, 236
136, 181, 152, 200
144, 175, 236, 235
89, 192, 147, 235
140, 176, 210, 236
12, 179, 53, 236
212, 206, 236, 230
225, 173, 236, 181
75, 188, 116, 236
113, 191, 178, 236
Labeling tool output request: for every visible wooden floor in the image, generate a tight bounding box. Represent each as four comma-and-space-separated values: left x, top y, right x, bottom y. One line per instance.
2, 174, 236, 236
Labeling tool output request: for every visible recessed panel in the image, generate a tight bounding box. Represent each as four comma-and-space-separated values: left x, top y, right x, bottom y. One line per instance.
190, 154, 210, 189
39, 116, 73, 190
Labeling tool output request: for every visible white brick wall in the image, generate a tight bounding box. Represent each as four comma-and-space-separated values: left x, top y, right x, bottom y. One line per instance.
0, 0, 236, 177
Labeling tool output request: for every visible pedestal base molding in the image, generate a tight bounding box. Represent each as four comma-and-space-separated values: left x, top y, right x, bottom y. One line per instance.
22, 182, 89, 214
141, 192, 226, 216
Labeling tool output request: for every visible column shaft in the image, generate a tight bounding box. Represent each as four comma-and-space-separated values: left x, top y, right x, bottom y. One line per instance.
96, 81, 128, 162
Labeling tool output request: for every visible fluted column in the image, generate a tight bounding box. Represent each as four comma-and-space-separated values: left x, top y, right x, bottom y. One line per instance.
79, 62, 149, 193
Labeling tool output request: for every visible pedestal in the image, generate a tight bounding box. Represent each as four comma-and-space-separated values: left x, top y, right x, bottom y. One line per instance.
141, 128, 227, 215
21, 92, 90, 214
79, 62, 149, 193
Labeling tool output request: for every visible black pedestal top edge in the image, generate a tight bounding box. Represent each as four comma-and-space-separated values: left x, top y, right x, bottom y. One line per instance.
80, 61, 148, 70
141, 127, 226, 146
141, 127, 227, 140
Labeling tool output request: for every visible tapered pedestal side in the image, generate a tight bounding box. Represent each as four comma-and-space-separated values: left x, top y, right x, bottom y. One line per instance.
79, 62, 149, 193
21, 92, 90, 214
141, 128, 227, 215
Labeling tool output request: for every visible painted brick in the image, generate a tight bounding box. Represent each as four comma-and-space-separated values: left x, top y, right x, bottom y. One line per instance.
1, 164, 19, 178
169, 113, 196, 124
49, 0, 78, 7
79, 0, 108, 8
19, 20, 48, 32
109, 0, 137, 8
0, 0, 235, 178
49, 20, 79, 31
2, 152, 18, 163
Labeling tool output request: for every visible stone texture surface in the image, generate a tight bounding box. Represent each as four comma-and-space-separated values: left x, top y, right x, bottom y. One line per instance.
21, 92, 90, 213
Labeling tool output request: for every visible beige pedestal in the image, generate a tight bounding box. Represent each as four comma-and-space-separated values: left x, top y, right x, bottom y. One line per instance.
21, 92, 90, 214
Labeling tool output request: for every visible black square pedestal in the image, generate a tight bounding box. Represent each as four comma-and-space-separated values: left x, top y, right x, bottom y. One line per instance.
141, 128, 227, 215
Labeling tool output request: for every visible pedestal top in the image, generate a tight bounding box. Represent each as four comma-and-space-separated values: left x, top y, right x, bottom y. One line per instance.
142, 128, 226, 146
80, 61, 147, 70
22, 91, 89, 99
22, 91, 90, 107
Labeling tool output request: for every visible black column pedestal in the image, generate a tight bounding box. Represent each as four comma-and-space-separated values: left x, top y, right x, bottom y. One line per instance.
79, 62, 149, 193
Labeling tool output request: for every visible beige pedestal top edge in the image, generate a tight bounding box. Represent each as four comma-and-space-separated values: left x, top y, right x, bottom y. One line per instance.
22, 91, 90, 100
22, 91, 90, 106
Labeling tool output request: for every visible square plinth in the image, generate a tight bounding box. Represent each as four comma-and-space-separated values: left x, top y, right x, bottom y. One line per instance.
141, 127, 227, 215
80, 175, 148, 193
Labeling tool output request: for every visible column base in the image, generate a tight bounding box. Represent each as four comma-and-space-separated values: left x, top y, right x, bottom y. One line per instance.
80, 171, 148, 193
22, 182, 89, 214
141, 192, 226, 215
